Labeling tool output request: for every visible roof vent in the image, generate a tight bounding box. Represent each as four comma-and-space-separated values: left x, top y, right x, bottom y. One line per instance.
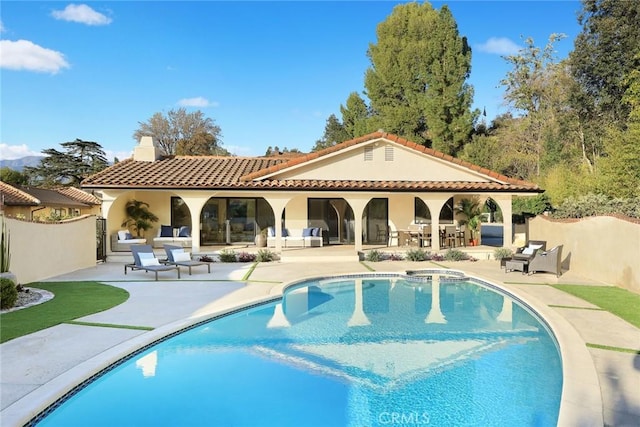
364, 146, 373, 161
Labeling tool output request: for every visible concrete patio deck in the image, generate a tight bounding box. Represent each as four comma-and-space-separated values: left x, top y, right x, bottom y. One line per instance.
1, 247, 638, 426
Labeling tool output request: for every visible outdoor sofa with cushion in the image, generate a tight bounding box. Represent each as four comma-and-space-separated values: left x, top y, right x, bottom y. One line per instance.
266, 226, 323, 248
152, 225, 193, 248
162, 244, 211, 275
125, 244, 180, 280
111, 230, 147, 252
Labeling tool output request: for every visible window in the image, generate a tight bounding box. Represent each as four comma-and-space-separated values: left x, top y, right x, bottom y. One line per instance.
414, 198, 431, 223
439, 197, 455, 223
385, 146, 394, 161
364, 146, 373, 161
171, 197, 191, 228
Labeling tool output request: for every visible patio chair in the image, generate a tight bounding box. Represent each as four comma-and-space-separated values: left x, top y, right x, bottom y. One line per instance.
163, 244, 211, 275
513, 240, 547, 262
125, 244, 180, 280
528, 245, 563, 277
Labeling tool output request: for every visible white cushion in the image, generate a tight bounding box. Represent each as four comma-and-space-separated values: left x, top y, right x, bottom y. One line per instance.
118, 230, 129, 240
522, 247, 534, 255
140, 257, 160, 266
173, 251, 191, 262
530, 244, 543, 250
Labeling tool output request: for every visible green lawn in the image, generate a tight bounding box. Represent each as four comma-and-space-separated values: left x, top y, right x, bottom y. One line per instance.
0, 282, 129, 343
553, 284, 640, 328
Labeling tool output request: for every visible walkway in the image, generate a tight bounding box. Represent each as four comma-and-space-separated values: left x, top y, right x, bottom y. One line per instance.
1, 255, 638, 427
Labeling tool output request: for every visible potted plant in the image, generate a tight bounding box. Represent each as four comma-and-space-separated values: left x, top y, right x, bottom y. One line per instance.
121, 200, 159, 238
254, 227, 268, 248
455, 197, 482, 246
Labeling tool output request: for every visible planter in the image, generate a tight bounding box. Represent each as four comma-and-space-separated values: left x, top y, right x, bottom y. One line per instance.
254, 234, 267, 248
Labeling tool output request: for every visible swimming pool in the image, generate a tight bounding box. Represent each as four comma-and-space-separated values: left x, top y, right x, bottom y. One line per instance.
32, 272, 562, 426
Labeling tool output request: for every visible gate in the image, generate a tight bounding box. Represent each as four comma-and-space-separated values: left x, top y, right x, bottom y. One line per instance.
96, 217, 107, 262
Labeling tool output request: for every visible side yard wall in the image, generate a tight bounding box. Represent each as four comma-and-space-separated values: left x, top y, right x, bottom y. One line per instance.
529, 215, 640, 293
3, 215, 96, 284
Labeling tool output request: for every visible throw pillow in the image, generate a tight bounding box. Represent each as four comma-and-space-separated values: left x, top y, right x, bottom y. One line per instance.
522, 246, 534, 256
282, 228, 289, 237
140, 257, 160, 267
118, 230, 129, 240
173, 251, 191, 262
178, 226, 191, 238
302, 228, 313, 237
311, 227, 320, 237
160, 225, 173, 237
170, 248, 184, 262
125, 232, 133, 240
267, 227, 275, 237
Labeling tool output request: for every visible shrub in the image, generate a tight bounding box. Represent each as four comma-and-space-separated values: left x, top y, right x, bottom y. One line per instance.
256, 249, 276, 262
218, 249, 238, 263
493, 248, 513, 260
237, 252, 256, 263
443, 249, 469, 261
387, 252, 405, 261
199, 255, 214, 262
365, 249, 383, 262
552, 193, 640, 219
1, 277, 18, 310
406, 248, 429, 262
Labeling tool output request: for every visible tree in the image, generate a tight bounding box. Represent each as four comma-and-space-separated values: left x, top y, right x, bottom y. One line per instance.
133, 108, 224, 156
364, 2, 475, 155
121, 200, 158, 238
0, 167, 30, 186
569, 0, 640, 125
24, 139, 109, 187
312, 114, 349, 152
499, 34, 570, 178
340, 92, 375, 139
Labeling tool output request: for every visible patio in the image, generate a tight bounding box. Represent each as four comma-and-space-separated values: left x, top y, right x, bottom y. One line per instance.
1, 254, 638, 426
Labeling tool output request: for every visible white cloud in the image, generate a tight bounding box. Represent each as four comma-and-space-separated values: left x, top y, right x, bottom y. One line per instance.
476, 37, 522, 56
51, 4, 112, 26
177, 97, 219, 108
0, 144, 45, 160
0, 40, 70, 73
224, 144, 255, 157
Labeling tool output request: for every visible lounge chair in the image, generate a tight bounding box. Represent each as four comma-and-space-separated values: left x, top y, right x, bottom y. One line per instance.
125, 244, 180, 280
528, 245, 563, 277
513, 240, 547, 262
163, 244, 211, 275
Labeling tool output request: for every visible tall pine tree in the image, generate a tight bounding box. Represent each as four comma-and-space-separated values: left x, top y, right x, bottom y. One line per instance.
364, 2, 475, 155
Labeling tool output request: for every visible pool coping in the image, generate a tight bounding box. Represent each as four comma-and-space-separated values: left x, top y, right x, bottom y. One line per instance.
5, 269, 603, 427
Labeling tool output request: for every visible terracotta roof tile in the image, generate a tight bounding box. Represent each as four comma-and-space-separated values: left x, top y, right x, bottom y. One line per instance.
0, 181, 39, 206
81, 133, 542, 193
56, 186, 101, 205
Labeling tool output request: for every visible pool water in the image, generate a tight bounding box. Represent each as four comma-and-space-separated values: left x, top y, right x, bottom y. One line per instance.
35, 274, 562, 426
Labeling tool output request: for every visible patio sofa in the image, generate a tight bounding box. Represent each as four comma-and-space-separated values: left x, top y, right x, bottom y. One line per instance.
266, 226, 323, 248
111, 231, 147, 252
152, 225, 192, 248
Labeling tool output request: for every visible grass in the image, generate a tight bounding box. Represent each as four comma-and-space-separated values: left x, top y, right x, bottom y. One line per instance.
553, 284, 640, 328
0, 281, 129, 343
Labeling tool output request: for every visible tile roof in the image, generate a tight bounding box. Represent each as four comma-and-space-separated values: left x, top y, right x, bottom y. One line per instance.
81, 133, 542, 193
0, 181, 39, 206
0, 182, 99, 207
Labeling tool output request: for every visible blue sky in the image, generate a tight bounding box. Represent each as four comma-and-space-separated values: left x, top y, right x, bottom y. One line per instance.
0, 1, 582, 161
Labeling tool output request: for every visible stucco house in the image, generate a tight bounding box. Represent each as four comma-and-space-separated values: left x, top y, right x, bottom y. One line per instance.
81, 131, 542, 255
0, 181, 101, 221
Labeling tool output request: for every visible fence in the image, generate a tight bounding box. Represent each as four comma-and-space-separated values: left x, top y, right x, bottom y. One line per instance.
2, 215, 97, 285
528, 215, 640, 293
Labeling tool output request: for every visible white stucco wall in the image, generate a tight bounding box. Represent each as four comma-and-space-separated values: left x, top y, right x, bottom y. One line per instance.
3, 215, 96, 285
529, 215, 640, 292
271, 141, 489, 182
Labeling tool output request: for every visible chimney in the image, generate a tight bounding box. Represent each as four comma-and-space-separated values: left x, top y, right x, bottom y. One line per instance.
133, 136, 161, 162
